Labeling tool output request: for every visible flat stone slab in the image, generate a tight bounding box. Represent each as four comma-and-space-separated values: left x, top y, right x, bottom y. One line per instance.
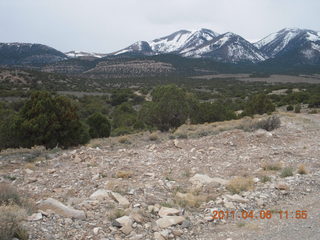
38, 198, 86, 219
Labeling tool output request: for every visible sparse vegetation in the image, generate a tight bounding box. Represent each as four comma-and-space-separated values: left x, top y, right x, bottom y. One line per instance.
280, 167, 294, 178
174, 192, 208, 208
253, 115, 281, 131
108, 208, 125, 221
227, 177, 254, 194
294, 104, 301, 113
0, 205, 29, 240
260, 175, 271, 183
118, 136, 131, 144
0, 183, 21, 206
262, 162, 282, 171
116, 170, 134, 179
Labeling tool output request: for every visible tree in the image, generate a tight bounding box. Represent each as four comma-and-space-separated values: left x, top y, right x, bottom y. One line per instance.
140, 85, 190, 131
111, 102, 144, 135
87, 112, 111, 138
191, 101, 236, 124
0, 105, 20, 149
110, 89, 133, 106
244, 94, 275, 116
15, 91, 89, 148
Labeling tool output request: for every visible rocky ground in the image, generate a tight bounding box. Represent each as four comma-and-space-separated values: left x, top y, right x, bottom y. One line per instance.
1, 112, 319, 240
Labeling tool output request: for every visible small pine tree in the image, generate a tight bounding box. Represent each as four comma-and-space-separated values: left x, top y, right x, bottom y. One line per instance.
244, 94, 275, 116
87, 112, 111, 138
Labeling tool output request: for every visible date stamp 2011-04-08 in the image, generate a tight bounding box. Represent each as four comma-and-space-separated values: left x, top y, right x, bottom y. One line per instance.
211, 210, 308, 220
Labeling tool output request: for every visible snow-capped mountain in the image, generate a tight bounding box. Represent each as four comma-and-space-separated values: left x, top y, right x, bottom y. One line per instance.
182, 32, 266, 63
149, 28, 219, 54
0, 42, 67, 65
65, 51, 107, 59
113, 41, 154, 56
113, 28, 267, 63
113, 29, 219, 56
255, 28, 320, 63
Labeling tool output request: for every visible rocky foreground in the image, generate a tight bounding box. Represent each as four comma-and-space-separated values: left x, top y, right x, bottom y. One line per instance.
1, 113, 320, 240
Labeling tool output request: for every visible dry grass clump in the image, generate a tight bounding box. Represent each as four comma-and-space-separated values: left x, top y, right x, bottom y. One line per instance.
226, 177, 254, 194
262, 162, 282, 171
241, 115, 281, 132
149, 132, 159, 141
107, 208, 126, 221
115, 170, 134, 179
297, 164, 308, 175
0, 183, 21, 206
0, 205, 29, 240
118, 136, 131, 144
174, 192, 211, 208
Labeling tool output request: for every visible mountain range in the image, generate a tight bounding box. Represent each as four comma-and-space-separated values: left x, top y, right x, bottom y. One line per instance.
0, 28, 320, 74
113, 28, 320, 64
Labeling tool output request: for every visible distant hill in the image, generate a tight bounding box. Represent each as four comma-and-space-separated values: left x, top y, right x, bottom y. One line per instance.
0, 43, 67, 66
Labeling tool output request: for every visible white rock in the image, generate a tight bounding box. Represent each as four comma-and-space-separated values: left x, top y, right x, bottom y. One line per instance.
224, 201, 235, 209
89, 189, 111, 200
27, 212, 42, 221
158, 207, 180, 218
225, 194, 249, 203
93, 227, 101, 235
156, 216, 185, 229
115, 216, 133, 235
25, 169, 34, 174
109, 192, 130, 208
189, 174, 227, 186
38, 198, 86, 219
154, 232, 166, 240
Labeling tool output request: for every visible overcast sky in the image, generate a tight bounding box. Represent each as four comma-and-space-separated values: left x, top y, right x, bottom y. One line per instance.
1, 0, 319, 53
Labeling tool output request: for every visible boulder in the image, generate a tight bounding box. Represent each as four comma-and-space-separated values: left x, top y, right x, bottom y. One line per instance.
189, 174, 227, 187
156, 216, 185, 229
109, 192, 130, 208
225, 194, 249, 203
89, 189, 111, 200
158, 207, 180, 218
275, 183, 289, 191
115, 216, 133, 235
154, 232, 166, 240
38, 198, 86, 219
27, 212, 42, 221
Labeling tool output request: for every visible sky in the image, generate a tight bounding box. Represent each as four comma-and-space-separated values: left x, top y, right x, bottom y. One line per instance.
1, 0, 319, 53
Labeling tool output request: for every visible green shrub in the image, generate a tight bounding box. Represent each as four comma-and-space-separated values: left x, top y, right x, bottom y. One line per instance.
191, 101, 236, 124
280, 167, 293, 178
87, 112, 111, 138
112, 127, 134, 137
110, 89, 133, 106
294, 104, 301, 113
286, 105, 294, 111
260, 175, 271, 183
112, 102, 143, 131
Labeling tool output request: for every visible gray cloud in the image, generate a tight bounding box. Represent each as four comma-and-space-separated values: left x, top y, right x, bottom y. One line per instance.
0, 0, 319, 53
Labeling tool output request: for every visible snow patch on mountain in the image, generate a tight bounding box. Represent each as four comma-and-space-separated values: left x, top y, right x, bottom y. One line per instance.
66, 51, 106, 58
